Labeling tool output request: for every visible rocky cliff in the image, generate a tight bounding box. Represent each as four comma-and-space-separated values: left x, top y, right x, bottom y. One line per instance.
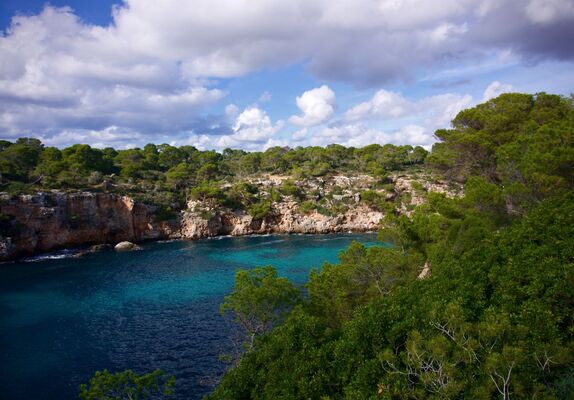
0, 192, 178, 261
180, 200, 384, 238
0, 193, 384, 262
0, 174, 460, 262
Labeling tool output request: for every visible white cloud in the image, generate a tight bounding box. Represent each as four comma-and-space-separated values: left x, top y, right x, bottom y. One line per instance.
525, 0, 574, 24
208, 106, 284, 150
421, 93, 473, 126
288, 85, 335, 127
232, 106, 283, 141
345, 90, 411, 121
0, 6, 225, 143
292, 128, 308, 141
39, 126, 144, 149
0, 1, 572, 148
345, 90, 472, 129
180, 133, 213, 150
309, 123, 436, 149
483, 81, 513, 101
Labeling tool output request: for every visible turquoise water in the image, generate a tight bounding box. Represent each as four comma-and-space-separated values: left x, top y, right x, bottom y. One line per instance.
0, 233, 379, 399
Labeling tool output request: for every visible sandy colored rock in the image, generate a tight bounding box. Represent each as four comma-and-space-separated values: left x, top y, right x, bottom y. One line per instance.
418, 261, 431, 279
179, 201, 384, 238
114, 241, 141, 251
0, 191, 176, 261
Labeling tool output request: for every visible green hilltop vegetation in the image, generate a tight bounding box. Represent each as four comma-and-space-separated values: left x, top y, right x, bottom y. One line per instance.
0, 134, 427, 201
0, 135, 429, 222
4, 92, 574, 399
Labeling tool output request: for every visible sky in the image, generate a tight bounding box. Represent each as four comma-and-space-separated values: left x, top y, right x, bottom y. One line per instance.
0, 0, 573, 151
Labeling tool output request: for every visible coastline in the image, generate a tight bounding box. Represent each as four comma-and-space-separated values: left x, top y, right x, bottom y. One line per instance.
2, 230, 380, 264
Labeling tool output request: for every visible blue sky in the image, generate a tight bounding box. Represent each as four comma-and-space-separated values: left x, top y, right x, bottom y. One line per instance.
1, 0, 573, 150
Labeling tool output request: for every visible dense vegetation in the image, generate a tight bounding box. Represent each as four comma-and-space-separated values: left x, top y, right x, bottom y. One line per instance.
0, 138, 427, 215
206, 93, 574, 399
79, 369, 175, 400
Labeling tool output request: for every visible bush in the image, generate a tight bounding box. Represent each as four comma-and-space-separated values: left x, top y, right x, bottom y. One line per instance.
360, 190, 387, 211
247, 201, 272, 220
280, 179, 303, 200
298, 201, 316, 214
155, 205, 178, 222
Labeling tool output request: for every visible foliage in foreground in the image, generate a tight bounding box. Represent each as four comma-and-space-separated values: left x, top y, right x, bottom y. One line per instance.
208, 192, 574, 399
220, 266, 299, 352
79, 369, 175, 400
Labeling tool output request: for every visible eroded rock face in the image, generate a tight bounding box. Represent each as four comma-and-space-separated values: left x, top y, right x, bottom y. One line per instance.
0, 174, 461, 262
180, 201, 384, 238
392, 175, 462, 216
0, 191, 385, 261
0, 191, 178, 261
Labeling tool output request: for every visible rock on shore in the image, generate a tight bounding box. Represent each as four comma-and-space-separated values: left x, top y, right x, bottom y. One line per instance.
114, 241, 142, 251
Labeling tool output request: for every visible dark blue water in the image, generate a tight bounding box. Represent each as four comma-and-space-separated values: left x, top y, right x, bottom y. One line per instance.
0, 233, 379, 400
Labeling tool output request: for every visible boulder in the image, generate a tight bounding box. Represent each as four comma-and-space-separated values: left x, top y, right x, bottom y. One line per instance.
114, 241, 141, 251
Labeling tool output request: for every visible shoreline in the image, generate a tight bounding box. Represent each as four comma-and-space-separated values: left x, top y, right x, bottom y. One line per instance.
1, 229, 380, 265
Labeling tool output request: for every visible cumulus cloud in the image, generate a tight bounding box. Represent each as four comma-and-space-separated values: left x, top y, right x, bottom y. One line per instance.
292, 128, 308, 141
0, 6, 225, 145
345, 89, 472, 129
4, 0, 572, 88
233, 107, 283, 141
345, 90, 410, 121
302, 88, 482, 150
483, 81, 514, 101
211, 106, 284, 150
420, 93, 473, 126
310, 123, 436, 149
288, 85, 335, 127
39, 126, 145, 149
0, 0, 573, 148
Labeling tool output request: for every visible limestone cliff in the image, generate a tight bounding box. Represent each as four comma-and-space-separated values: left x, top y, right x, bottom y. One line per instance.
0, 192, 178, 261
0, 173, 460, 262
180, 200, 384, 238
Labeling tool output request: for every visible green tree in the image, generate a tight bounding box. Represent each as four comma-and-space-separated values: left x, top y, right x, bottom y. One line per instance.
157, 144, 187, 170
165, 163, 194, 189
220, 266, 299, 350
79, 369, 175, 400
0, 137, 43, 181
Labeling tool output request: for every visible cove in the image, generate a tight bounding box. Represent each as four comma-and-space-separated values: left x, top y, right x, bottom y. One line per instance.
0, 233, 380, 399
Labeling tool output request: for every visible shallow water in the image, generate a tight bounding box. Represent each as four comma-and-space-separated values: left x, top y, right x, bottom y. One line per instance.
0, 233, 379, 399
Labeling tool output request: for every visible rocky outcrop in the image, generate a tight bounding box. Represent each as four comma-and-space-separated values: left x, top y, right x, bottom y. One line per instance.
0, 191, 384, 262
180, 200, 384, 238
392, 175, 462, 216
418, 261, 431, 279
0, 191, 178, 261
0, 173, 460, 262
